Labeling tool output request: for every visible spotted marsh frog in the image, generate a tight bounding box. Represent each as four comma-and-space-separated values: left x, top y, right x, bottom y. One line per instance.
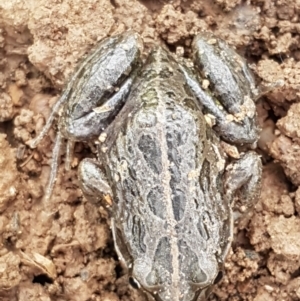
30, 31, 262, 301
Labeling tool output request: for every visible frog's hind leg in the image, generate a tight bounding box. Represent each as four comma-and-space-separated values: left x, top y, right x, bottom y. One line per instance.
43, 131, 63, 203
28, 86, 76, 203
180, 64, 259, 145
224, 151, 262, 222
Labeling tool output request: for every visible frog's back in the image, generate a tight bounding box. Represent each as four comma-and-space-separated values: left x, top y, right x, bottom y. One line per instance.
105, 48, 232, 300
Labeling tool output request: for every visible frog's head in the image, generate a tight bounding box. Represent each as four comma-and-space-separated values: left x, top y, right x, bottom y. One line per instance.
130, 253, 223, 301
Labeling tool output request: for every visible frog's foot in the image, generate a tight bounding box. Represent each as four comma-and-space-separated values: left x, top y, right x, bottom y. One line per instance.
78, 158, 113, 208
224, 151, 262, 221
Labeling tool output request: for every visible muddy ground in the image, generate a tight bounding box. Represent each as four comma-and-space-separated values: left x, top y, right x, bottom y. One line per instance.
0, 0, 300, 300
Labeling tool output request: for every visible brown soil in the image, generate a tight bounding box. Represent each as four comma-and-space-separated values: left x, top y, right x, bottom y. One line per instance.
0, 0, 300, 300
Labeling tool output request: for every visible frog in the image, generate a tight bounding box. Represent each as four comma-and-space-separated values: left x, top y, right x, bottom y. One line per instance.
29, 31, 262, 301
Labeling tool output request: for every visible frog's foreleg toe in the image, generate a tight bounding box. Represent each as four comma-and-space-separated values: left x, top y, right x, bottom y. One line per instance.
224, 151, 262, 221
78, 158, 113, 208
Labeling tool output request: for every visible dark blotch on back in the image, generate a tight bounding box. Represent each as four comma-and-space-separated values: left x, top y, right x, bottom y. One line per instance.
132, 215, 147, 253
138, 134, 162, 174
166, 129, 185, 221
147, 187, 166, 219
172, 189, 186, 221
153, 237, 173, 274
196, 217, 209, 240
199, 159, 211, 192
166, 130, 185, 148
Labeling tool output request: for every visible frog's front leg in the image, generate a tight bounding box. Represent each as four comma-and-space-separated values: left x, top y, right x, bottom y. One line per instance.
78, 158, 132, 270
78, 158, 113, 207
224, 151, 262, 221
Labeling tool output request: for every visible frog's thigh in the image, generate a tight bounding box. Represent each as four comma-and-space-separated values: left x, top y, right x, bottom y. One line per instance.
192, 32, 256, 114
180, 64, 258, 144
224, 151, 262, 220
78, 158, 113, 207
67, 76, 133, 141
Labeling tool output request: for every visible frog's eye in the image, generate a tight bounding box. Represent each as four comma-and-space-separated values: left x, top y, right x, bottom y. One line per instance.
129, 276, 141, 289
213, 271, 223, 284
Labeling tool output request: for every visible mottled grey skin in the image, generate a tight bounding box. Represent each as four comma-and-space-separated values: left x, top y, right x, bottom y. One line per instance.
109, 48, 232, 301
31, 31, 262, 300
78, 33, 262, 301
